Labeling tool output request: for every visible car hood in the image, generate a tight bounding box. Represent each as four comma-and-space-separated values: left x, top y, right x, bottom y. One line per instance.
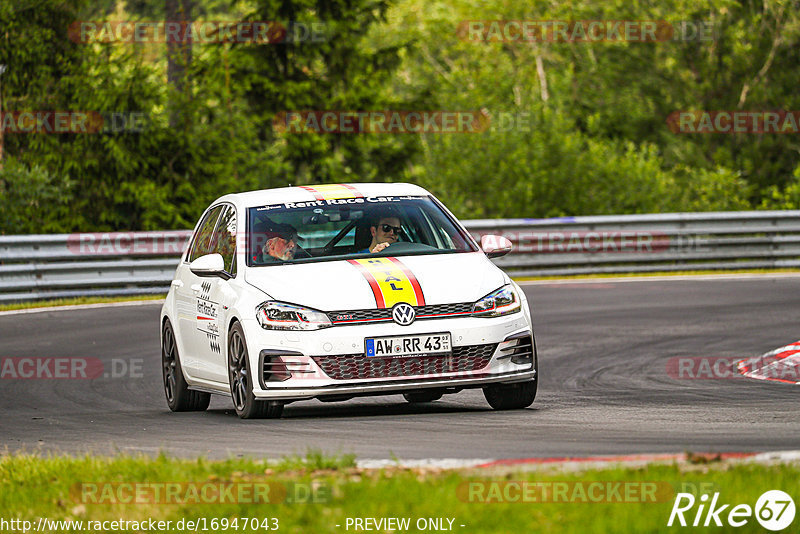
244, 252, 507, 311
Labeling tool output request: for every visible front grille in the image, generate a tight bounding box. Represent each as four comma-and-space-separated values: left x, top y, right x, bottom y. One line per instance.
312, 343, 497, 380
417, 303, 474, 318
328, 303, 474, 326
329, 309, 391, 323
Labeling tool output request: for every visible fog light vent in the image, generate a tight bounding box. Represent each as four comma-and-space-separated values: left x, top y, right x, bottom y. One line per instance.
498, 333, 534, 366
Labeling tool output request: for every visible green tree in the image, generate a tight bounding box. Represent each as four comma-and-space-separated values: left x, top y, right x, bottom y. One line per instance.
0, 158, 70, 234
234, 0, 418, 185
375, 0, 798, 217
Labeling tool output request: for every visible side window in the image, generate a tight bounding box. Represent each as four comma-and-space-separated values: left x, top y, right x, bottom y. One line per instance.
188, 205, 224, 262
339, 227, 356, 246
213, 205, 237, 276
405, 208, 435, 247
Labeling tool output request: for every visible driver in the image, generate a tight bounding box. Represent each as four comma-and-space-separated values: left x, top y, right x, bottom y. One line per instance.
258, 222, 303, 262
362, 214, 402, 253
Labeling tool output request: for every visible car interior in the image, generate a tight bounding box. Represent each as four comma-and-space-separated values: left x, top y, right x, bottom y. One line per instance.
247, 200, 469, 265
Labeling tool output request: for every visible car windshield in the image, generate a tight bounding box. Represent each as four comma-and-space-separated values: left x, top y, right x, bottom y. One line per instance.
247, 195, 477, 265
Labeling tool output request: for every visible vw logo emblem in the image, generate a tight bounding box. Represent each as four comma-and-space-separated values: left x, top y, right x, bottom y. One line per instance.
392, 303, 416, 326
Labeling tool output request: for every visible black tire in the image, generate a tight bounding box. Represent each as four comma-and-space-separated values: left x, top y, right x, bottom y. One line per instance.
162, 320, 211, 412
483, 379, 537, 410
484, 332, 538, 410
403, 390, 444, 403
228, 322, 283, 419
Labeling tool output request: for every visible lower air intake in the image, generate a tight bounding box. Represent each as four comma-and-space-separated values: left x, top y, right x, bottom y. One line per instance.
312, 344, 497, 381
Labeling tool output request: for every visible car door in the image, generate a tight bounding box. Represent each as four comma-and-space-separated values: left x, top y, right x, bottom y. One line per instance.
174, 204, 224, 381
185, 204, 239, 384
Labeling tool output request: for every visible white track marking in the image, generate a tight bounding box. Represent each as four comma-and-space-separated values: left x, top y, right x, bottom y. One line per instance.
518, 272, 800, 285
357, 450, 800, 470
357, 458, 494, 469
0, 299, 165, 317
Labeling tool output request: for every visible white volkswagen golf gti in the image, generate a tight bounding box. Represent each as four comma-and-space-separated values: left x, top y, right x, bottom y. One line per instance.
161, 183, 537, 418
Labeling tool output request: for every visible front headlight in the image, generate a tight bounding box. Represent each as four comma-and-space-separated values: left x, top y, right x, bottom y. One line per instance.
472, 285, 521, 317
255, 301, 332, 331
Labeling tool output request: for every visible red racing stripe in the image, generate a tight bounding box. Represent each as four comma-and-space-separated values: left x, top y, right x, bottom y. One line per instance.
386, 257, 425, 306
298, 185, 325, 201
347, 259, 385, 308
340, 183, 364, 197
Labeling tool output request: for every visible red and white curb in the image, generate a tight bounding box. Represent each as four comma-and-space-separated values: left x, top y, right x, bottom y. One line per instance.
357, 451, 800, 470
738, 341, 800, 385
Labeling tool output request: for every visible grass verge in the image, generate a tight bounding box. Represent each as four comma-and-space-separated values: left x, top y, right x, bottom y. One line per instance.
0, 453, 797, 533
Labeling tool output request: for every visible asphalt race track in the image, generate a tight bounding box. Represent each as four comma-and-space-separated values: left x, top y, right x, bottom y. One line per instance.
1, 275, 798, 460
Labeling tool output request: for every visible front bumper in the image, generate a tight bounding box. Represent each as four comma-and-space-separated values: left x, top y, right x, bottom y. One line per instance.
242, 312, 535, 401
254, 370, 536, 401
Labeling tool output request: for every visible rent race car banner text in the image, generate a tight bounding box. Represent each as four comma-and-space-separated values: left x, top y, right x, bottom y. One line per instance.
257, 195, 423, 211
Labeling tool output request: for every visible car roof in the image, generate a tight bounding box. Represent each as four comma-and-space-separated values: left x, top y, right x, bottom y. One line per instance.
213, 183, 432, 208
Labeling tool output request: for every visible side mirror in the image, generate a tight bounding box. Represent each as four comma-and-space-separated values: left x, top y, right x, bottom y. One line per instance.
481, 235, 513, 259
189, 253, 230, 279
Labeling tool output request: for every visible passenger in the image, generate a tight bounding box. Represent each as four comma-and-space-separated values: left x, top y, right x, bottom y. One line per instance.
258, 223, 303, 262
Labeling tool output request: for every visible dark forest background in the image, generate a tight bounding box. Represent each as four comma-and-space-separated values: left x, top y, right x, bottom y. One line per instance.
2, 0, 799, 233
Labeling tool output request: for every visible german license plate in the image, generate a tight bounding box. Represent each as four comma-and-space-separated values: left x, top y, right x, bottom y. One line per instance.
365, 333, 452, 358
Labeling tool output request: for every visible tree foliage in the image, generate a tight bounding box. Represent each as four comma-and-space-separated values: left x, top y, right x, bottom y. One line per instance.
0, 0, 798, 233
377, 0, 790, 218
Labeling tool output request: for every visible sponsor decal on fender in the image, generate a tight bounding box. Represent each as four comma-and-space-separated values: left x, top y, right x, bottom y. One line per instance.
299, 184, 363, 201
196, 281, 221, 352
347, 257, 425, 308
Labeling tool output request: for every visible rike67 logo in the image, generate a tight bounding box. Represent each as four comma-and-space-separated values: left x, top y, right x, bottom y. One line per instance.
668, 490, 795, 530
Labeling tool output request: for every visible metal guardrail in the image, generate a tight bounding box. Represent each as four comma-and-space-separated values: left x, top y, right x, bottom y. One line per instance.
1, 211, 799, 303
0, 231, 190, 303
